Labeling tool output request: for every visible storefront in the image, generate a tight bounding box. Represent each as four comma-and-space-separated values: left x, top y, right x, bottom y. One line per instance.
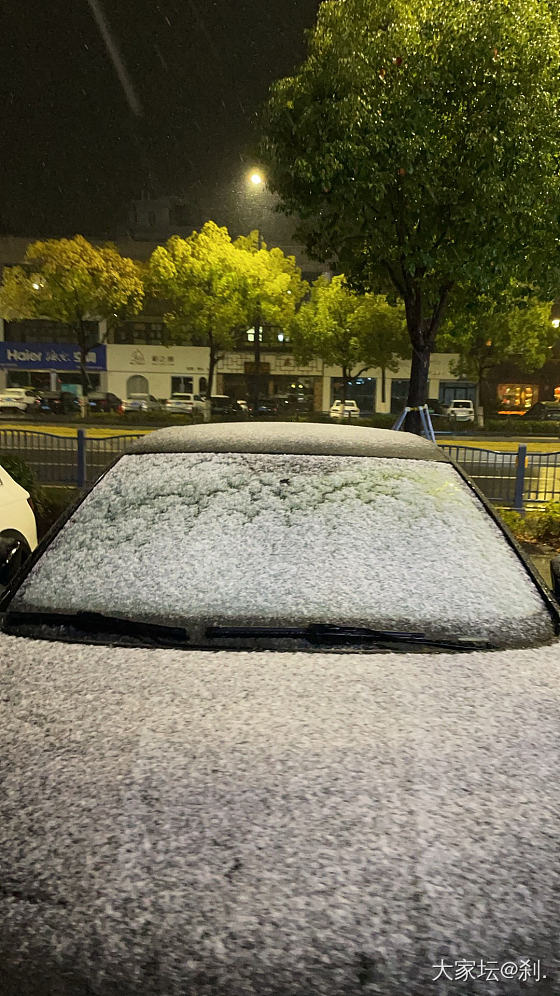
0, 341, 106, 393
497, 382, 540, 413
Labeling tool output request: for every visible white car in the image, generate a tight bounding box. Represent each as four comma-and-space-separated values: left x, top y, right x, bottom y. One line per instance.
120, 393, 163, 413
330, 399, 360, 419
0, 462, 37, 587
0, 387, 41, 416
446, 398, 475, 422
164, 393, 205, 414
1, 423, 559, 994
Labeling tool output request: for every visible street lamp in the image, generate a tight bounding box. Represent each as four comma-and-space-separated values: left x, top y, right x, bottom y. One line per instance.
246, 168, 266, 415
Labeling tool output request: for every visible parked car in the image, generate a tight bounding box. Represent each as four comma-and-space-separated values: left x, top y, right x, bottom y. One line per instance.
119, 393, 164, 413
523, 401, 560, 421
38, 391, 81, 415
1, 422, 559, 995
249, 397, 280, 417
446, 398, 475, 422
208, 394, 244, 417
330, 399, 360, 419
164, 392, 206, 415
87, 391, 122, 413
0, 387, 41, 416
42, 391, 81, 415
0, 461, 37, 588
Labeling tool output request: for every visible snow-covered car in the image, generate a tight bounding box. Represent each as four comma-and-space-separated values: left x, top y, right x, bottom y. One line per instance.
0, 461, 37, 588
164, 392, 205, 414
119, 393, 163, 413
329, 399, 360, 419
0, 387, 41, 417
1, 422, 559, 996
446, 398, 475, 422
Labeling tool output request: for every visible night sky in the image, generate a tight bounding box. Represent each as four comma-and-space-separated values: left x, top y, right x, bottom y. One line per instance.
0, 0, 321, 237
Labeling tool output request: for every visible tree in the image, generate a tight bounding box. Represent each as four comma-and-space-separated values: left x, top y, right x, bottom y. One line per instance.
260, 0, 560, 432
0, 235, 144, 395
149, 223, 249, 419
233, 232, 308, 409
292, 274, 408, 411
438, 291, 555, 415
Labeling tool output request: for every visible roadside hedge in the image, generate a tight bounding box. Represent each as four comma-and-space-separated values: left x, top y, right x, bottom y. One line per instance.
484, 419, 560, 436
498, 503, 560, 550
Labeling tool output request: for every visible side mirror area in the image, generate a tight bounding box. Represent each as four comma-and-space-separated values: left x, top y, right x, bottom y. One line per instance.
0, 536, 30, 587
550, 555, 560, 601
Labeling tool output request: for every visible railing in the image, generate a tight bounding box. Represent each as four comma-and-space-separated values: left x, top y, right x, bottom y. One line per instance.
440, 443, 560, 510
0, 430, 559, 510
0, 429, 144, 487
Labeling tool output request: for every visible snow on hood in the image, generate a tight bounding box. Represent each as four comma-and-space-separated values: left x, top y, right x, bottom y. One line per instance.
1, 633, 560, 995
11, 453, 555, 648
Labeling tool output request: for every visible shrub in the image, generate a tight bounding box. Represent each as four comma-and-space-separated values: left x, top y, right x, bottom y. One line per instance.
496, 507, 533, 542
0, 453, 37, 495
526, 502, 560, 547
497, 503, 560, 550
485, 419, 560, 436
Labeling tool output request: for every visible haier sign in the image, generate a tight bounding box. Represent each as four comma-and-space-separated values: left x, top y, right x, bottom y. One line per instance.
0, 342, 106, 371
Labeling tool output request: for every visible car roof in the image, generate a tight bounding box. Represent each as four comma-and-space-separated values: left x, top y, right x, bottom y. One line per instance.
130, 422, 448, 460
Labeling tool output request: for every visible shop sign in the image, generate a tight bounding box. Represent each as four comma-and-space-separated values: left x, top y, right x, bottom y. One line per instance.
244, 362, 271, 375
0, 341, 106, 371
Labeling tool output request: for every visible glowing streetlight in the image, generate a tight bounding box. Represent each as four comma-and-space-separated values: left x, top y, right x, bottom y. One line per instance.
249, 170, 264, 187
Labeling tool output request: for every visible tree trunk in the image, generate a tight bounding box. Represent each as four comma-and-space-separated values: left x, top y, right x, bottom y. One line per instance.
403, 344, 431, 434
381, 366, 386, 404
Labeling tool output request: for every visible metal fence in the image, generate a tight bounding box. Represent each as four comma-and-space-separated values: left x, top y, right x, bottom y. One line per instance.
440, 443, 560, 510
0, 429, 144, 487
0, 430, 560, 511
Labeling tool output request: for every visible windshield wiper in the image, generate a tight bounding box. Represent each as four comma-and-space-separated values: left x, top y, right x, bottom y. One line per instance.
2, 610, 190, 647
205, 624, 495, 651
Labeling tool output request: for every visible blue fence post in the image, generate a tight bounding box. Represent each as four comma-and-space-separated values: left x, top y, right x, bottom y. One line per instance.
77, 429, 87, 488
514, 444, 527, 512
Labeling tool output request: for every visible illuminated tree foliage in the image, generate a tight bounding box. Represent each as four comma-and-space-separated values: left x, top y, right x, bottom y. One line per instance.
439, 290, 555, 413
292, 275, 408, 410
261, 0, 560, 431
150, 222, 306, 414
0, 235, 144, 394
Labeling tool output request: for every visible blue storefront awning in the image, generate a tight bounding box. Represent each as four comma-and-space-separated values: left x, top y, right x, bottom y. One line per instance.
0, 342, 106, 371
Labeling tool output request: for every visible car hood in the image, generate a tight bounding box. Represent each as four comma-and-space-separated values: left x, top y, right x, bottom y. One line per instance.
1, 635, 560, 995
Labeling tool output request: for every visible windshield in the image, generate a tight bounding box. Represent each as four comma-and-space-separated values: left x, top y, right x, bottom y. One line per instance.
7, 452, 553, 649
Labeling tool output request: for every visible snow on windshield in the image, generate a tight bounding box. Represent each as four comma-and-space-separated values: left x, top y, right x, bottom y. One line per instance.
13, 452, 554, 646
